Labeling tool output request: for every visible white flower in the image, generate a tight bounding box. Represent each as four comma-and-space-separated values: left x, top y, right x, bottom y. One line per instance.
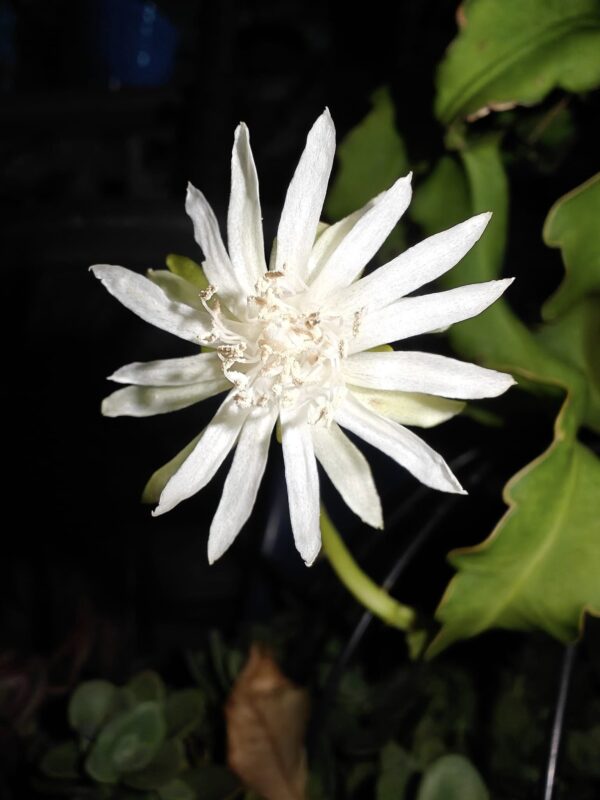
92, 109, 514, 566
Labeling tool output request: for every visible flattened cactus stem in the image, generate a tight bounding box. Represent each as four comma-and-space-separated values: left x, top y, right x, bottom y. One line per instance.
320, 506, 416, 631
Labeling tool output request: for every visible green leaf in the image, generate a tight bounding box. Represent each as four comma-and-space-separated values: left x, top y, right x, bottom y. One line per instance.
68, 680, 117, 740
165, 689, 205, 739
142, 433, 203, 504
416, 754, 489, 800
166, 254, 209, 290
536, 298, 600, 432
325, 87, 409, 260
435, 0, 600, 125
40, 740, 80, 779
542, 173, 600, 319
85, 701, 166, 784
411, 138, 587, 392
124, 739, 185, 791
376, 742, 416, 800
429, 396, 600, 656
127, 671, 167, 705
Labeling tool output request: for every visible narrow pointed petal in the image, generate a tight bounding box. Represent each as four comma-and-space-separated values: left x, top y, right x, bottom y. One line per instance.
185, 184, 245, 316
351, 278, 514, 353
281, 409, 321, 565
147, 269, 205, 311
334, 212, 491, 316
306, 191, 385, 280
335, 394, 465, 495
102, 380, 228, 418
208, 408, 276, 564
109, 352, 223, 386
228, 123, 267, 290
275, 109, 336, 280
312, 423, 383, 529
308, 173, 412, 297
91, 264, 211, 344
142, 432, 203, 504
153, 395, 250, 515
344, 351, 515, 399
350, 385, 464, 428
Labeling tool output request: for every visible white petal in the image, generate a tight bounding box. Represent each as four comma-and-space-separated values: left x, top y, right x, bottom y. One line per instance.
228, 123, 267, 289
335, 393, 465, 494
147, 269, 204, 311
281, 408, 322, 565
185, 184, 245, 316
308, 173, 412, 297
153, 394, 250, 516
208, 408, 276, 564
91, 264, 211, 344
142, 432, 203, 504
102, 380, 228, 417
306, 191, 385, 280
109, 353, 222, 386
350, 385, 464, 428
351, 278, 514, 353
275, 109, 336, 280
334, 212, 491, 316
344, 351, 515, 398
312, 423, 383, 529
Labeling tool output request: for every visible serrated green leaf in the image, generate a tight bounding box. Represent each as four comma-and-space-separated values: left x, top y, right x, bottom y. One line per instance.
124, 739, 185, 791
411, 138, 587, 394
40, 740, 80, 779
325, 87, 408, 260
435, 0, 600, 125
429, 396, 600, 656
536, 298, 600, 432
166, 254, 209, 290
542, 173, 600, 319
68, 680, 116, 740
142, 433, 203, 504
85, 701, 165, 784
165, 689, 205, 739
376, 742, 416, 800
416, 754, 488, 800
127, 671, 166, 705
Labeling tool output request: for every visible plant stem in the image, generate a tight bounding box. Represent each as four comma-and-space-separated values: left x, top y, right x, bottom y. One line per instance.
320, 507, 416, 631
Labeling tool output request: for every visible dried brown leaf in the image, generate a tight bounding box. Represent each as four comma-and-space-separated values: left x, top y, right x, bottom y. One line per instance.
225, 644, 309, 800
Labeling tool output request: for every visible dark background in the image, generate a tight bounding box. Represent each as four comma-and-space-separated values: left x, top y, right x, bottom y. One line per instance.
3, 4, 599, 788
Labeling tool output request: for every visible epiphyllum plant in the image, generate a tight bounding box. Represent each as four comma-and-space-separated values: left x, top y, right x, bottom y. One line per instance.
92, 109, 514, 567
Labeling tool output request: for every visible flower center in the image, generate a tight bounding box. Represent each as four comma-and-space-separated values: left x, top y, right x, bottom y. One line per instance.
201, 272, 352, 423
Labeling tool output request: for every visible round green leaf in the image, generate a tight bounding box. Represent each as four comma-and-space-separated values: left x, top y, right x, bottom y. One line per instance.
85, 701, 166, 784
124, 739, 185, 791
417, 754, 489, 800
376, 742, 416, 800
128, 671, 166, 705
40, 740, 80, 779
68, 680, 116, 740
165, 689, 205, 739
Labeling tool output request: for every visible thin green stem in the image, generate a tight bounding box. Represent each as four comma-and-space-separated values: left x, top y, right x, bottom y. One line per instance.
320, 507, 416, 631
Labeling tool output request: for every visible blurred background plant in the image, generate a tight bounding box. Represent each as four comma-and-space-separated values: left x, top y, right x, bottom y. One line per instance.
5, 0, 600, 797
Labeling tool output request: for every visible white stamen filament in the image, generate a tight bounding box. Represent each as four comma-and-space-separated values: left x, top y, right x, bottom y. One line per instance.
200, 272, 354, 422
